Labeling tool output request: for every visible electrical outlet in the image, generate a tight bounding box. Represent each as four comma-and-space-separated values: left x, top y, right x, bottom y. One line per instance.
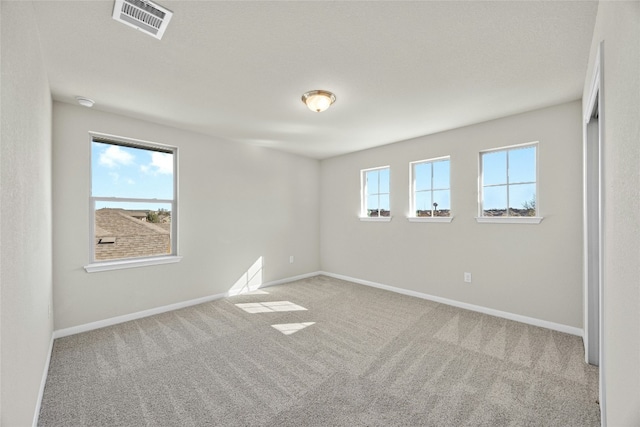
289, 255, 294, 264
464, 272, 472, 283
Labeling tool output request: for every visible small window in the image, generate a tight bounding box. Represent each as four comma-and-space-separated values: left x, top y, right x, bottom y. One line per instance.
361, 166, 390, 218
89, 134, 177, 265
410, 157, 451, 218
480, 144, 537, 217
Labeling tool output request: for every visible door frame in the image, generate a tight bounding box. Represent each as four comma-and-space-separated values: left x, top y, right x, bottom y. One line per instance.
583, 41, 605, 425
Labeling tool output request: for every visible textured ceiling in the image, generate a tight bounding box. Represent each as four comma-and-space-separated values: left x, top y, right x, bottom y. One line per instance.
32, 1, 598, 159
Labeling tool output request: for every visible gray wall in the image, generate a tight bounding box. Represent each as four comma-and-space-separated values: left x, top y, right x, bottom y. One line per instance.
320, 101, 584, 328
52, 103, 320, 330
583, 1, 640, 424
1, 2, 54, 425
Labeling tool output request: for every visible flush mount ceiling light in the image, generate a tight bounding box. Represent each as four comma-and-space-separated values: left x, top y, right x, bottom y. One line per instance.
75, 96, 95, 108
301, 90, 336, 113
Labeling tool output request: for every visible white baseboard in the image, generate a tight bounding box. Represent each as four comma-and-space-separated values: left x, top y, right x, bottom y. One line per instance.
53, 291, 228, 339
33, 334, 54, 427
319, 271, 583, 337
260, 271, 321, 289
52, 271, 323, 339
52, 268, 581, 339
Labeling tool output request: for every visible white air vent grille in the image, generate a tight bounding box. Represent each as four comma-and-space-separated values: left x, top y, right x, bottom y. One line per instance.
112, 0, 173, 40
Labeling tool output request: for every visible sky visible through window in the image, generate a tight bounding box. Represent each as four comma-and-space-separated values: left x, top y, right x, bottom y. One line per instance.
91, 142, 173, 210
92, 141, 532, 215
482, 145, 536, 214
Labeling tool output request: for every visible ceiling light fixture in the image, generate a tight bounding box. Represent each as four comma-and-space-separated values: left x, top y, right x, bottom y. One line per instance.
301, 90, 336, 113
75, 96, 95, 108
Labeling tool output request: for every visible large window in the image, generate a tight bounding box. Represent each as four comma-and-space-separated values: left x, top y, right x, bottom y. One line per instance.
361, 166, 390, 218
480, 144, 537, 217
89, 134, 177, 267
410, 157, 451, 218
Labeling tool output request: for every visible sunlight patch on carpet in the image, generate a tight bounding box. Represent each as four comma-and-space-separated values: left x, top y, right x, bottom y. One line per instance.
271, 322, 316, 335
235, 301, 307, 313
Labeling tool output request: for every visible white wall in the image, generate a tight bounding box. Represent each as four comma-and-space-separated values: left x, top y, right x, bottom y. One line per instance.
52, 102, 320, 330
1, 2, 54, 425
320, 101, 584, 328
583, 2, 640, 425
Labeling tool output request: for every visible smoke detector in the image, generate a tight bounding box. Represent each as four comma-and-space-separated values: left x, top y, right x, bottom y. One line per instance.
112, 0, 173, 40
75, 96, 95, 108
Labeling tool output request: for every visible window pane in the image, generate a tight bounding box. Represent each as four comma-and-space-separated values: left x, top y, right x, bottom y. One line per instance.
482, 151, 507, 186
379, 168, 390, 193
414, 163, 432, 192
483, 185, 507, 216
433, 160, 450, 190
432, 190, 451, 216
415, 191, 432, 216
367, 194, 379, 216
92, 142, 174, 199
509, 146, 536, 184
379, 194, 390, 216
366, 170, 379, 195
94, 201, 172, 261
509, 183, 536, 216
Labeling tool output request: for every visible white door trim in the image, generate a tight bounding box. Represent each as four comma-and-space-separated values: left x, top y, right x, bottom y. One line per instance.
583, 40, 605, 426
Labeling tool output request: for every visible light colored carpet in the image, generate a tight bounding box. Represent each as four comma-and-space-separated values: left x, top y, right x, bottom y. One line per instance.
38, 275, 600, 426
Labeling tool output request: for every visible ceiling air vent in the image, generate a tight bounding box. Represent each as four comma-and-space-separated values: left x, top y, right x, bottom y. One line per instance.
112, 0, 173, 40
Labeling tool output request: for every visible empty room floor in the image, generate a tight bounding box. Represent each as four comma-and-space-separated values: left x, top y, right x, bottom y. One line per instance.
38, 275, 600, 426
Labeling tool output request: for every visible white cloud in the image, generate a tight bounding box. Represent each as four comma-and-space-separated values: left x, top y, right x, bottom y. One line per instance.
142, 152, 173, 175
99, 145, 134, 168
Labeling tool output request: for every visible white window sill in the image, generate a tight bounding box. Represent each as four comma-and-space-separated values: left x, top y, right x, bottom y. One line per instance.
84, 255, 183, 273
407, 216, 454, 223
475, 217, 543, 224
359, 216, 392, 222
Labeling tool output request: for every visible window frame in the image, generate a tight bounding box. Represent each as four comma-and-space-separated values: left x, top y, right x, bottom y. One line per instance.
477, 142, 543, 224
360, 165, 392, 222
84, 132, 181, 272
408, 156, 453, 223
